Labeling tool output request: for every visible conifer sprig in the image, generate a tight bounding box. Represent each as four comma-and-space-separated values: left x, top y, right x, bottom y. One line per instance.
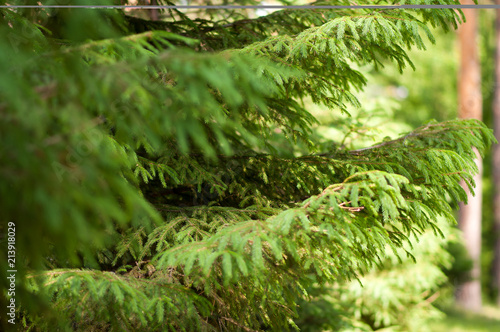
0, 1, 493, 330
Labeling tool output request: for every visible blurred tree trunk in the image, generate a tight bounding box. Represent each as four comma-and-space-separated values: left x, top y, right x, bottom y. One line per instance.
456, 0, 483, 312
493, 0, 500, 308
150, 0, 159, 21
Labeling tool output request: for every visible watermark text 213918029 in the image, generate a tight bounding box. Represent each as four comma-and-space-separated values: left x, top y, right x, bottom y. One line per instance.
6, 221, 16, 325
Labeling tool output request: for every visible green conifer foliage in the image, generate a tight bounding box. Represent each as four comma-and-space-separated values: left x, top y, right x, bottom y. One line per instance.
0, 0, 495, 331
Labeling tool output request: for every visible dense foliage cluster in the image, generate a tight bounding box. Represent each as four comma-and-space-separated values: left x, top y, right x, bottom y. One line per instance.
0, 0, 495, 331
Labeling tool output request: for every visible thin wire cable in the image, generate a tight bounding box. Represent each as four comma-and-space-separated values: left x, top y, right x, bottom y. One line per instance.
0, 4, 499, 9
